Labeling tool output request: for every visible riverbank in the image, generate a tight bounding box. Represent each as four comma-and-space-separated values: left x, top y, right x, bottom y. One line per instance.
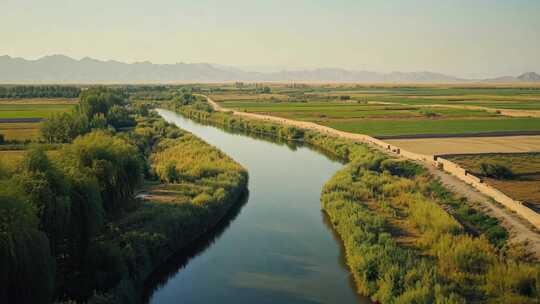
201, 94, 540, 254
165, 99, 540, 303
152, 108, 366, 303
86, 115, 248, 303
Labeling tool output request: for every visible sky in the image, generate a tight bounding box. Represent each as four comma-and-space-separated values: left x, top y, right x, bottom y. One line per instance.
1, 0, 539, 78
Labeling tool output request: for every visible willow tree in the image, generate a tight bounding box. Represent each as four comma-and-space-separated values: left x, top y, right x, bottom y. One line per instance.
0, 183, 55, 304
61, 131, 143, 216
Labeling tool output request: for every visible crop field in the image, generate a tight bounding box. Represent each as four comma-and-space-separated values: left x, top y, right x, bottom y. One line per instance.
0, 122, 41, 140
0, 103, 76, 119
211, 85, 540, 138
385, 135, 540, 155
324, 117, 540, 137
216, 99, 540, 137
0, 98, 77, 141
448, 153, 540, 212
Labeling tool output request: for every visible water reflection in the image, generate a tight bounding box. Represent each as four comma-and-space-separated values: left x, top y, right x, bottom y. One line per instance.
142, 191, 250, 302
145, 109, 371, 304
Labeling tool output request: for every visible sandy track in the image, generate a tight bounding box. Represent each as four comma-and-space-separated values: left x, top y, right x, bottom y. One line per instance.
205, 96, 540, 258
370, 101, 540, 118
428, 166, 540, 257
429, 104, 540, 118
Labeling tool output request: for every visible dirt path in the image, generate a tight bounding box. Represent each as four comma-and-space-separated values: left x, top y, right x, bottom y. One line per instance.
428, 166, 540, 258
429, 104, 540, 118
368, 100, 540, 118
205, 95, 540, 258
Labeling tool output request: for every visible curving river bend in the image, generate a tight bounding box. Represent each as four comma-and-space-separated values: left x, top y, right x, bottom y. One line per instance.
145, 109, 370, 304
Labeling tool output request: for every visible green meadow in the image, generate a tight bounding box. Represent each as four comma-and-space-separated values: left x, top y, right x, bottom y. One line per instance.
0, 103, 76, 119
324, 117, 540, 137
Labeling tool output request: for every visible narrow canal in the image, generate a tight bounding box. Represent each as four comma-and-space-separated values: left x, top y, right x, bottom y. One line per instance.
145, 109, 370, 304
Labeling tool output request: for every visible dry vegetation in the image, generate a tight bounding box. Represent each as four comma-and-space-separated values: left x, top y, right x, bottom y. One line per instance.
385, 135, 540, 155
0, 122, 41, 140
448, 153, 540, 212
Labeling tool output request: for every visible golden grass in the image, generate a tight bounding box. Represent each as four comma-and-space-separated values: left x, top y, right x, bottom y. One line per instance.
0, 150, 26, 168
0, 122, 41, 141
385, 136, 540, 155
449, 153, 540, 212
140, 183, 193, 205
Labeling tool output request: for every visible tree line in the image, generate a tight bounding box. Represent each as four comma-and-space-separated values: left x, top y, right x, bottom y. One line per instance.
40, 87, 136, 143
0, 85, 80, 98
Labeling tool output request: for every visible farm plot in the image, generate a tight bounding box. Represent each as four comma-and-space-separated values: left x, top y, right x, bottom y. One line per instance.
0, 98, 77, 141
447, 153, 540, 213
0, 122, 41, 141
324, 117, 540, 137
0, 103, 76, 119
385, 135, 540, 155
219, 99, 540, 137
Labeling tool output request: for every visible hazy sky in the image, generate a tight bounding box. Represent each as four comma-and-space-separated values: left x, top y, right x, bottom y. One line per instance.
1, 0, 539, 77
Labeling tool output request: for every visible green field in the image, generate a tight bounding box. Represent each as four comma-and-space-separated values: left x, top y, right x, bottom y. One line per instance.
218, 86, 540, 110
324, 118, 540, 137
0, 100, 77, 141
221, 100, 496, 120
0, 103, 76, 119
219, 99, 540, 137
212, 86, 540, 137
448, 153, 540, 212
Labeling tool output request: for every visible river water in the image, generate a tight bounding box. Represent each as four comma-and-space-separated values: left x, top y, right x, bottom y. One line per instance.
145, 109, 369, 304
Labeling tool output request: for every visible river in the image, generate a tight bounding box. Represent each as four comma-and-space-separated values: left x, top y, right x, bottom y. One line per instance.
145, 109, 369, 304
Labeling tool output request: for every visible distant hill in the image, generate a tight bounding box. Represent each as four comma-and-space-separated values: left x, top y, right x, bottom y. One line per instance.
0, 55, 537, 83
483, 72, 540, 83
517, 72, 540, 82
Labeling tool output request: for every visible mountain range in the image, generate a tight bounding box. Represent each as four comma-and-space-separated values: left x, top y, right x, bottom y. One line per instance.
1, 55, 539, 83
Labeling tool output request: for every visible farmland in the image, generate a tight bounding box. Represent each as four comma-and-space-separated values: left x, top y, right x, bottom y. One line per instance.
448, 153, 540, 212
211, 85, 540, 138
0, 98, 77, 119
0, 98, 77, 141
0, 103, 76, 119
324, 117, 540, 137
385, 135, 540, 155
2, 84, 540, 304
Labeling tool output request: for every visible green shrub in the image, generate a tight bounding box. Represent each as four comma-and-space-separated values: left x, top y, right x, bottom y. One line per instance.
480, 162, 513, 179
380, 159, 424, 178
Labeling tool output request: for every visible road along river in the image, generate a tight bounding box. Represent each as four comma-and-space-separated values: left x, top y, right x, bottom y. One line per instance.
143, 109, 371, 303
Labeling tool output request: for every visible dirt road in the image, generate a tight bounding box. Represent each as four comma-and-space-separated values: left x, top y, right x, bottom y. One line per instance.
369, 100, 540, 118
205, 95, 540, 258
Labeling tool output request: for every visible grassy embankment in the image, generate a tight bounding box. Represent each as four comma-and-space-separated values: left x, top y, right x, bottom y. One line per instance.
448, 153, 540, 213
81, 116, 248, 303
169, 99, 540, 303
